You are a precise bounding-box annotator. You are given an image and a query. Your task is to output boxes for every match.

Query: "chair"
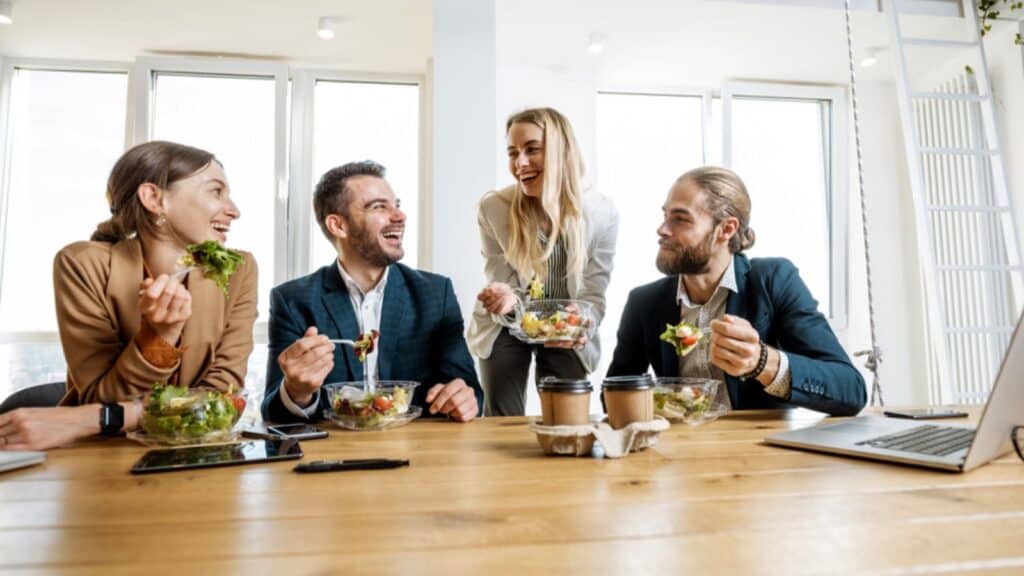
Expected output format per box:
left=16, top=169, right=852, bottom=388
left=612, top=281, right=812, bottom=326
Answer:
left=0, top=382, right=66, bottom=414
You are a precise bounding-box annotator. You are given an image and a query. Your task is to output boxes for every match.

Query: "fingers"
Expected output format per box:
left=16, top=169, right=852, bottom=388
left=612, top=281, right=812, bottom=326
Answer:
left=710, top=317, right=757, bottom=342
left=427, top=381, right=478, bottom=422
left=448, top=389, right=479, bottom=422
left=428, top=381, right=459, bottom=415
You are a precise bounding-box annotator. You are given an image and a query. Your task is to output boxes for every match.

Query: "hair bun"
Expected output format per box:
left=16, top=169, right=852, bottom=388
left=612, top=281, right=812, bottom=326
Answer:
left=741, top=227, right=756, bottom=251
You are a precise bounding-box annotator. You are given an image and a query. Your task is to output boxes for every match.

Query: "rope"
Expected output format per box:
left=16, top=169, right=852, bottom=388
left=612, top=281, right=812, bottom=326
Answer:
left=844, top=0, right=885, bottom=406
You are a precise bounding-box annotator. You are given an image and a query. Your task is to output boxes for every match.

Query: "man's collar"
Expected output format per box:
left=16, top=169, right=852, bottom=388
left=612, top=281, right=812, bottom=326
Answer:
left=336, top=259, right=389, bottom=298
left=676, top=256, right=738, bottom=308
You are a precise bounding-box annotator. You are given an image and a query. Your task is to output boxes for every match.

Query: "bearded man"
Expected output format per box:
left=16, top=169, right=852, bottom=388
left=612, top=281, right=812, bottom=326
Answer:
left=262, top=161, right=482, bottom=424
left=606, top=167, right=865, bottom=416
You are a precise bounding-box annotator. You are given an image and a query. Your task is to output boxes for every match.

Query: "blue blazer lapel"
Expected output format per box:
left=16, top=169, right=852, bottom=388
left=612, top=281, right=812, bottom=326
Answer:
left=724, top=253, right=751, bottom=406
left=320, top=264, right=362, bottom=380
left=378, top=266, right=408, bottom=380
left=654, top=276, right=682, bottom=377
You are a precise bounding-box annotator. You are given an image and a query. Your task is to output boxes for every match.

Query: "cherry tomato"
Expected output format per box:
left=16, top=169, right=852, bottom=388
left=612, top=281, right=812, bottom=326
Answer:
left=373, top=396, right=393, bottom=412
left=681, top=334, right=699, bottom=347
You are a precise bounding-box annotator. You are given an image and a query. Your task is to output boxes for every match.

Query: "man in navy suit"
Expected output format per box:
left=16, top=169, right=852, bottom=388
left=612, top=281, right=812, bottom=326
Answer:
left=262, top=161, right=482, bottom=423
left=607, top=167, right=866, bottom=416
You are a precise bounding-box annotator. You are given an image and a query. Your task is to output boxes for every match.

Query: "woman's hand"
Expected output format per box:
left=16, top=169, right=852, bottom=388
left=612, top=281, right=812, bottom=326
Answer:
left=139, top=274, right=192, bottom=345
left=477, top=282, right=518, bottom=315
left=0, top=406, right=101, bottom=451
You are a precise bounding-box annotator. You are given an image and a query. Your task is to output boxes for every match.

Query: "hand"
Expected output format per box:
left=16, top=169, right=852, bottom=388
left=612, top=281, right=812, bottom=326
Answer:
left=0, top=406, right=103, bottom=451
left=425, top=379, right=479, bottom=422
left=477, top=282, right=518, bottom=315
left=544, top=334, right=588, bottom=350
left=278, top=327, right=335, bottom=407
left=709, top=314, right=762, bottom=377
left=138, top=274, right=192, bottom=344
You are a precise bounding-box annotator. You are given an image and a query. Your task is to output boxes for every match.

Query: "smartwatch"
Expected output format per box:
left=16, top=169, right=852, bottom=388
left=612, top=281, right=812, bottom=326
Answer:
left=99, top=402, right=125, bottom=436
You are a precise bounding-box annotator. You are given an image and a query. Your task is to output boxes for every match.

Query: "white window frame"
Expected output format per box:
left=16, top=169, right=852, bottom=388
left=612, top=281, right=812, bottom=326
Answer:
left=721, top=81, right=850, bottom=333
left=132, top=57, right=290, bottom=299
left=597, top=85, right=715, bottom=164
left=0, top=58, right=132, bottom=344
left=287, top=70, right=428, bottom=277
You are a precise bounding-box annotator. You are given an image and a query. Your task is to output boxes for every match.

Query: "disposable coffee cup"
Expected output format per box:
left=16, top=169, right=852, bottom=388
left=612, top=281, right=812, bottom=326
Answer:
left=537, top=377, right=592, bottom=426
left=602, top=375, right=654, bottom=429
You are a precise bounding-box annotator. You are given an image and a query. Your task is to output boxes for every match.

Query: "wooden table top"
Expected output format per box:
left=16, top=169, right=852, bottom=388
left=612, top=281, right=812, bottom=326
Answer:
left=2, top=409, right=1023, bottom=575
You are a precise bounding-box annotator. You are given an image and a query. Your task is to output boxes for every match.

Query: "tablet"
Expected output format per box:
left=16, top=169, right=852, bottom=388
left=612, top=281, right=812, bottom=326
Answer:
left=130, top=439, right=303, bottom=474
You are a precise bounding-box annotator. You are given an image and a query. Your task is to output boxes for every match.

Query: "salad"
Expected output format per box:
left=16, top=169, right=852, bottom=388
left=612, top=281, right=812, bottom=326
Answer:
left=354, top=329, right=380, bottom=362
left=179, top=240, right=244, bottom=295
left=139, top=383, right=246, bottom=444
left=332, top=386, right=411, bottom=429
left=521, top=308, right=586, bottom=340
left=654, top=386, right=712, bottom=420
left=659, top=321, right=704, bottom=357
left=528, top=276, right=545, bottom=300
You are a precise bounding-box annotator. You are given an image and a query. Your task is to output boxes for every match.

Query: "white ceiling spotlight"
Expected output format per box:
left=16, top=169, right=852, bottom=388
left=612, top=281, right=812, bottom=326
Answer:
left=860, top=46, right=881, bottom=68
left=586, top=32, right=605, bottom=55
left=0, top=1, right=13, bottom=25
left=318, top=17, right=336, bottom=40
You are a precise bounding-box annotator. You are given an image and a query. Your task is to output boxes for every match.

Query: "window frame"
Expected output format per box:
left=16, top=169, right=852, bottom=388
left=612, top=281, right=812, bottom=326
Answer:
left=0, top=58, right=132, bottom=344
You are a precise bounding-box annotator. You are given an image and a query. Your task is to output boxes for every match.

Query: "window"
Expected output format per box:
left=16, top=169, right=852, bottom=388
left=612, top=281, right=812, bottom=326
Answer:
left=309, top=80, right=421, bottom=272
left=151, top=72, right=278, bottom=322
left=0, top=66, right=128, bottom=398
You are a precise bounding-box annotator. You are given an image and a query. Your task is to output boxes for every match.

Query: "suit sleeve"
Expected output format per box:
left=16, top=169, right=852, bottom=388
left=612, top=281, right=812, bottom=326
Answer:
left=771, top=262, right=867, bottom=416
left=262, top=286, right=319, bottom=423
left=606, top=288, right=651, bottom=378
left=576, top=203, right=620, bottom=328
left=54, top=248, right=178, bottom=404
left=197, top=254, right=257, bottom=394
left=432, top=278, right=484, bottom=412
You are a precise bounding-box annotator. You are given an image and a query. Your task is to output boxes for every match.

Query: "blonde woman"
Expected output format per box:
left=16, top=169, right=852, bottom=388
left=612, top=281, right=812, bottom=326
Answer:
left=468, top=107, right=619, bottom=416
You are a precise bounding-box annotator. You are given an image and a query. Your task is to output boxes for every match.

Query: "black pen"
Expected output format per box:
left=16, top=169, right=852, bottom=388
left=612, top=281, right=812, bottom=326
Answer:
left=293, top=459, right=409, bottom=473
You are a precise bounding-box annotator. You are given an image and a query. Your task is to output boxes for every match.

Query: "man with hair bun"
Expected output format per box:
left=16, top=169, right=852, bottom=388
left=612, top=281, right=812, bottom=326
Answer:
left=607, top=166, right=865, bottom=416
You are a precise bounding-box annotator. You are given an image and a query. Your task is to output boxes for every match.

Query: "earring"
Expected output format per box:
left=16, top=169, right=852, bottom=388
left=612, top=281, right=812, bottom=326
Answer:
left=156, top=214, right=166, bottom=226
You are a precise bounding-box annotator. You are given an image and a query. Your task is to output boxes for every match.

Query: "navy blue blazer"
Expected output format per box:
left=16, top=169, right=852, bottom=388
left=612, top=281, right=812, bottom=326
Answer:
left=607, top=254, right=866, bottom=416
left=262, top=262, right=483, bottom=423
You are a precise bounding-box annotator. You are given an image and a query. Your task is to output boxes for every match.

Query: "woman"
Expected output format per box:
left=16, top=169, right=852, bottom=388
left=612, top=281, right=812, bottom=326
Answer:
left=468, top=107, right=619, bottom=416
left=0, top=141, right=257, bottom=450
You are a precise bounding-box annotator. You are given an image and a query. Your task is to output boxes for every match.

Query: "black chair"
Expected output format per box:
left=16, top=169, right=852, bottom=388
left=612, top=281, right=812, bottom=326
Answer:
left=0, top=382, right=66, bottom=414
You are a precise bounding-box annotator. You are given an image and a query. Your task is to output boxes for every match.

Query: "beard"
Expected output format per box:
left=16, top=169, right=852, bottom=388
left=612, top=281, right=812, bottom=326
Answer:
left=348, top=219, right=403, bottom=268
left=656, top=227, right=716, bottom=275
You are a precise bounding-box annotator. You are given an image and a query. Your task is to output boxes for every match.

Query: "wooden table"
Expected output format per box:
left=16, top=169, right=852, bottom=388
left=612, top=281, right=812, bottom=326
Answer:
left=2, top=409, right=1024, bottom=575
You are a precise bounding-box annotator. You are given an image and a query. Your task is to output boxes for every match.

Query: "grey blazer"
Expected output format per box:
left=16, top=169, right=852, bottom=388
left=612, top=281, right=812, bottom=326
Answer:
left=467, top=185, right=619, bottom=372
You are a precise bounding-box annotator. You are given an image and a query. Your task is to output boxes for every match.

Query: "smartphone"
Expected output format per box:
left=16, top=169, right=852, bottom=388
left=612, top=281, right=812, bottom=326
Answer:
left=883, top=408, right=969, bottom=420
left=266, top=423, right=329, bottom=440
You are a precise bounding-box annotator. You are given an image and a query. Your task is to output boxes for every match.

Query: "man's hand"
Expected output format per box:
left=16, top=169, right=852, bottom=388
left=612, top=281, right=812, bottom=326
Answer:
left=477, top=282, right=518, bottom=315
left=709, top=314, right=762, bottom=377
left=278, top=326, right=335, bottom=407
left=138, top=274, right=192, bottom=344
left=425, top=378, right=479, bottom=422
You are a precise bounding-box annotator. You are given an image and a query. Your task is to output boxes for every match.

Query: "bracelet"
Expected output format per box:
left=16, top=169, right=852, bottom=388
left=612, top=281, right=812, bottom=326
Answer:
left=740, top=341, right=769, bottom=381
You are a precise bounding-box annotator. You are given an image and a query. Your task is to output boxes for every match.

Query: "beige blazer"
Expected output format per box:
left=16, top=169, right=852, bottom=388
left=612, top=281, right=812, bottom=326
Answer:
left=467, top=185, right=619, bottom=373
left=53, top=237, right=258, bottom=405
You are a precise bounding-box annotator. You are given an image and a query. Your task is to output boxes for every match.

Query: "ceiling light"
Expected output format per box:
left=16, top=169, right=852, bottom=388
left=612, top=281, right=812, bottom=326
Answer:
left=318, top=17, right=335, bottom=40
left=0, top=2, right=13, bottom=25
left=586, top=33, right=605, bottom=55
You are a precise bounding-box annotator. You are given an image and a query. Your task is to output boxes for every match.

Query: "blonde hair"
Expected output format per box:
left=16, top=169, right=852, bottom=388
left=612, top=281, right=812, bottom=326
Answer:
left=504, top=107, right=586, bottom=286
left=678, top=166, right=756, bottom=253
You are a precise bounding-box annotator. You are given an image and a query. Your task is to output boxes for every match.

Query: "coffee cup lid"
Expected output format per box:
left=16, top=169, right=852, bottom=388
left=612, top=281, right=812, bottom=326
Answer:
left=537, top=377, right=593, bottom=393
left=602, top=374, right=654, bottom=391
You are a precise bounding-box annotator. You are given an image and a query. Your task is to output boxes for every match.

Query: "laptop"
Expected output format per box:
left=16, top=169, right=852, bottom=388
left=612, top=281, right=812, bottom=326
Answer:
left=765, top=311, right=1024, bottom=472
left=0, top=451, right=45, bottom=473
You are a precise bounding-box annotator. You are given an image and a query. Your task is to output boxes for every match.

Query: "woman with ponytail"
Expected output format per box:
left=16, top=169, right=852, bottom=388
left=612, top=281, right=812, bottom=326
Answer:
left=468, top=108, right=620, bottom=416
left=55, top=141, right=257, bottom=405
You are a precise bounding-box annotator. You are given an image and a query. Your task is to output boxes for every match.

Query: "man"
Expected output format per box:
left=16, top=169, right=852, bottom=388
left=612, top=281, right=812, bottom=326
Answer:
left=262, top=161, right=482, bottom=423
left=607, top=166, right=866, bottom=416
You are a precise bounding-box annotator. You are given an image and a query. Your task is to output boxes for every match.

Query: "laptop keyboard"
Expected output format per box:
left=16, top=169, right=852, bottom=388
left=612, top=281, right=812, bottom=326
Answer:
left=856, top=424, right=975, bottom=457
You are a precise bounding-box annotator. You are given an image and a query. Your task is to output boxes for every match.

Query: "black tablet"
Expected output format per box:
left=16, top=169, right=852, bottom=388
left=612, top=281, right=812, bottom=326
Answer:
left=130, top=439, right=303, bottom=474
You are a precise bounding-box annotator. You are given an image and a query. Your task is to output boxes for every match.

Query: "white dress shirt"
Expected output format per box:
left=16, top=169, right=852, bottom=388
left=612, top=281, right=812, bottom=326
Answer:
left=676, top=258, right=791, bottom=409
left=280, top=261, right=389, bottom=418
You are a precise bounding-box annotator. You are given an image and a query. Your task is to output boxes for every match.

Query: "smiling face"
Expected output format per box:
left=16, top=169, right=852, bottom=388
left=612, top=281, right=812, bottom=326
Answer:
left=655, top=178, right=731, bottom=275
left=162, top=161, right=240, bottom=247
left=506, top=121, right=545, bottom=197
left=336, top=175, right=406, bottom=267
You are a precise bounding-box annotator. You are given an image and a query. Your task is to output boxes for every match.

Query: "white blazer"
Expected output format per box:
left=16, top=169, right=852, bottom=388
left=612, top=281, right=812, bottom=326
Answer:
left=467, top=185, right=620, bottom=373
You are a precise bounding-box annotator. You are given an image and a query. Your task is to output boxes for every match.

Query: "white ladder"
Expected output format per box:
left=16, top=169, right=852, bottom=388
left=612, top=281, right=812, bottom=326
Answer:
left=884, top=0, right=1024, bottom=404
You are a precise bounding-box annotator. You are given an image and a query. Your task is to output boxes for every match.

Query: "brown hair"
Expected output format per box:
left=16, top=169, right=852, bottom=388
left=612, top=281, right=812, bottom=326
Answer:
left=91, top=141, right=217, bottom=243
left=678, top=166, right=756, bottom=253
left=503, top=107, right=585, bottom=284
left=313, top=160, right=387, bottom=241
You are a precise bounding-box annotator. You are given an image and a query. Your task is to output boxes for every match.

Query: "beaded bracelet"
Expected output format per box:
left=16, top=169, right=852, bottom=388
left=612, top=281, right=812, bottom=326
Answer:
left=740, top=341, right=769, bottom=381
